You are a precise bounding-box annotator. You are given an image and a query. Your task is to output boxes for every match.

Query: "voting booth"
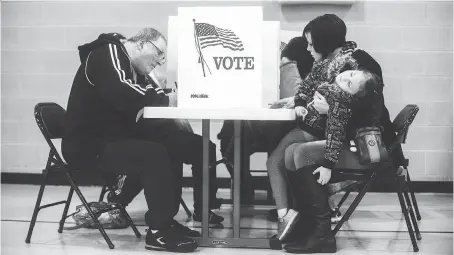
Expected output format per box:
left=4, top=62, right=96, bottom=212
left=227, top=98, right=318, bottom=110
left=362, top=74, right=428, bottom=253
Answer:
left=167, top=6, right=286, bottom=109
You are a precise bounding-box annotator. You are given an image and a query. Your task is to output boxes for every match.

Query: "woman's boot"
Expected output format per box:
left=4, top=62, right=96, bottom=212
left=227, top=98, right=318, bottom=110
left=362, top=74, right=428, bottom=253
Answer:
left=284, top=166, right=337, bottom=254
left=281, top=170, right=313, bottom=244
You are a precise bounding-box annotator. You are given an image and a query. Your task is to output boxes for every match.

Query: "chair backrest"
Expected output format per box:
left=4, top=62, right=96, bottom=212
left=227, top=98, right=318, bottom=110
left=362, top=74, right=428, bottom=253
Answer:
left=34, top=102, right=66, bottom=163
left=388, top=104, right=419, bottom=153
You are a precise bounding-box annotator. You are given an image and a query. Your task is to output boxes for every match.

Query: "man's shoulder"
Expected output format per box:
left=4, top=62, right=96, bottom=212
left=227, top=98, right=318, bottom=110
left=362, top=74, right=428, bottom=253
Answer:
left=90, top=42, right=128, bottom=59
left=89, top=43, right=131, bottom=68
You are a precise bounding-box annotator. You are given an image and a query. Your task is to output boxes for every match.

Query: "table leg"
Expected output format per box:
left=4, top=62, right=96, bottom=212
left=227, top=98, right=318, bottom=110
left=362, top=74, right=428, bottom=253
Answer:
left=202, top=119, right=210, bottom=237
left=233, top=120, right=241, bottom=238
left=193, top=119, right=270, bottom=249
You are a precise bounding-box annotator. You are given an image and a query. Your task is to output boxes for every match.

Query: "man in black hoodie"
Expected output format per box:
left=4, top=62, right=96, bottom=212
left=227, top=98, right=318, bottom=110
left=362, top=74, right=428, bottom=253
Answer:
left=62, top=28, right=206, bottom=252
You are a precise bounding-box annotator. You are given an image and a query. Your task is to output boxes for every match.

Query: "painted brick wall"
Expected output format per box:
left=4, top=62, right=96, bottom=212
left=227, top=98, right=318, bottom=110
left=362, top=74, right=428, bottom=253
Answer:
left=2, top=1, right=452, bottom=181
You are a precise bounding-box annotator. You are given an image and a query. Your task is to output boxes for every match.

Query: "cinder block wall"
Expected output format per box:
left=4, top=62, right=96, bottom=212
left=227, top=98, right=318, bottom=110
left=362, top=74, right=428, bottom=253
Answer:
left=2, top=1, right=452, bottom=181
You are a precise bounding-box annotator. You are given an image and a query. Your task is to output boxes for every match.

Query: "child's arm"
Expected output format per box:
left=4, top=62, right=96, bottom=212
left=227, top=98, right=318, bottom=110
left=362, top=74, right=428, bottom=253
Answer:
left=317, top=90, right=352, bottom=168
left=294, top=61, right=328, bottom=107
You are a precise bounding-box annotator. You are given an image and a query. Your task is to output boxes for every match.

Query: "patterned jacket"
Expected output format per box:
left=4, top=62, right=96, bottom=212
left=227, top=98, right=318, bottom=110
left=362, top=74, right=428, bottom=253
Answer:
left=304, top=52, right=384, bottom=168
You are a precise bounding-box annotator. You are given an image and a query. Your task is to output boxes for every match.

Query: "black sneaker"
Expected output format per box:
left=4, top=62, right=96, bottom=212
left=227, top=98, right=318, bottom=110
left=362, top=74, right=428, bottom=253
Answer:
left=171, top=220, right=201, bottom=237
left=192, top=210, right=224, bottom=224
left=145, top=227, right=197, bottom=253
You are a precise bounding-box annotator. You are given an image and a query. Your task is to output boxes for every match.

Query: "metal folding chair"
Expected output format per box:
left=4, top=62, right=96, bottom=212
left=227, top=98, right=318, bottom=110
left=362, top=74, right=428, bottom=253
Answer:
left=332, top=104, right=421, bottom=252
left=25, top=102, right=141, bottom=249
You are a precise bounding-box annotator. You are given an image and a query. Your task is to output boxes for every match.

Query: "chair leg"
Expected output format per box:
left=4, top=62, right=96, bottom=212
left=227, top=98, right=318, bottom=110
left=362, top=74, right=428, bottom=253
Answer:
left=266, top=185, right=274, bottom=203
left=180, top=198, right=192, bottom=217
left=333, top=174, right=375, bottom=235
left=335, top=190, right=351, bottom=212
left=396, top=175, right=419, bottom=252
left=105, top=183, right=141, bottom=238
left=405, top=170, right=421, bottom=221
left=58, top=187, right=74, bottom=233
left=25, top=169, right=49, bottom=244
left=99, top=184, right=108, bottom=202
left=403, top=189, right=422, bottom=241
left=66, top=173, right=115, bottom=249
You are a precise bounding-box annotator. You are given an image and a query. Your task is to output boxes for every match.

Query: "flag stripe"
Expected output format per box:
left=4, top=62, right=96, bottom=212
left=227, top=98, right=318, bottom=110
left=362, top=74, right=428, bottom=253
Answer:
left=201, top=42, right=244, bottom=51
left=200, top=37, right=243, bottom=47
left=200, top=37, right=242, bottom=46
left=280, top=41, right=287, bottom=52
left=200, top=40, right=243, bottom=49
left=195, top=22, right=244, bottom=51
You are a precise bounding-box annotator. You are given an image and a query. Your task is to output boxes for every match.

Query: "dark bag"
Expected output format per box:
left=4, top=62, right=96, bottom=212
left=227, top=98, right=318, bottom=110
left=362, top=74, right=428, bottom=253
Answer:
left=354, top=127, right=389, bottom=165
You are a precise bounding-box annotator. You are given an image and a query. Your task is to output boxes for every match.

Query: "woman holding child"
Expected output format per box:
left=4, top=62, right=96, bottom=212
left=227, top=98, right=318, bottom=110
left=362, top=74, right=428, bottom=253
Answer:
left=268, top=14, right=405, bottom=253
left=268, top=14, right=358, bottom=236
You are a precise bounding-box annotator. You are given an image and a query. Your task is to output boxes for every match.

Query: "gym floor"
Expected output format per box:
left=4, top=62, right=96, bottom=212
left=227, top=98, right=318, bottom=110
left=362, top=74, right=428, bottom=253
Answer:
left=1, top=184, right=452, bottom=255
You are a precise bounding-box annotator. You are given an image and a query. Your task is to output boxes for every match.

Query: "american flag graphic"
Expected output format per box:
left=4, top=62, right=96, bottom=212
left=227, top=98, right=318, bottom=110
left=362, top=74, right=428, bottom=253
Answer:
left=195, top=23, right=244, bottom=51
left=280, top=41, right=287, bottom=52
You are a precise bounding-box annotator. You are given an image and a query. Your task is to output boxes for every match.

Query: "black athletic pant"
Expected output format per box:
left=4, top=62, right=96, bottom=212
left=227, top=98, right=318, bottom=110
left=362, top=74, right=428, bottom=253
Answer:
left=99, top=139, right=177, bottom=230
left=119, top=119, right=219, bottom=212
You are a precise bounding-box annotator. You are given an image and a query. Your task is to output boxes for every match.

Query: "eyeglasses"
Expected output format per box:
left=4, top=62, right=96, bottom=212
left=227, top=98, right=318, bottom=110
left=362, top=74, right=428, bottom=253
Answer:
left=149, top=41, right=164, bottom=56
left=149, top=41, right=166, bottom=65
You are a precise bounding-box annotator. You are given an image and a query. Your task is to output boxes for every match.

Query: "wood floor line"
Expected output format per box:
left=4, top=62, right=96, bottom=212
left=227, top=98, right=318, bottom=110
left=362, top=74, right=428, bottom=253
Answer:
left=4, top=219, right=452, bottom=234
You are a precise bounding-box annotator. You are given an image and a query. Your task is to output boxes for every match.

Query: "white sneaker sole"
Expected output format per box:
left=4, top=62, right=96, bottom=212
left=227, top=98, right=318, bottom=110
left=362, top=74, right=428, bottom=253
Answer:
left=145, top=243, right=166, bottom=251
left=145, top=242, right=197, bottom=252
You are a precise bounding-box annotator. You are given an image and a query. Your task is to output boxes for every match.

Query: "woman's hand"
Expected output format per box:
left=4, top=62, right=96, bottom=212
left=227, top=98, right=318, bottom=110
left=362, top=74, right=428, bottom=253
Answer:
left=313, top=166, right=332, bottom=185
left=283, top=97, right=295, bottom=109
left=269, top=98, right=288, bottom=109
left=295, top=106, right=308, bottom=119
left=269, top=97, right=294, bottom=109
left=313, top=91, right=329, bottom=114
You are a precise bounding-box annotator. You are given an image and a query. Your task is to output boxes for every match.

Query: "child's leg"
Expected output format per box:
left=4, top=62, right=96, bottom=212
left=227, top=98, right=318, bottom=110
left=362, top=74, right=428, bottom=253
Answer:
left=293, top=140, right=326, bottom=170
left=284, top=143, right=301, bottom=171
left=266, top=128, right=317, bottom=212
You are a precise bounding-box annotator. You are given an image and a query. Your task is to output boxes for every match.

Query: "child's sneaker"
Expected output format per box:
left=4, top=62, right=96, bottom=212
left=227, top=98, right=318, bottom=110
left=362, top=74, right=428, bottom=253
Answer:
left=145, top=226, right=197, bottom=253
left=277, top=209, right=299, bottom=241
